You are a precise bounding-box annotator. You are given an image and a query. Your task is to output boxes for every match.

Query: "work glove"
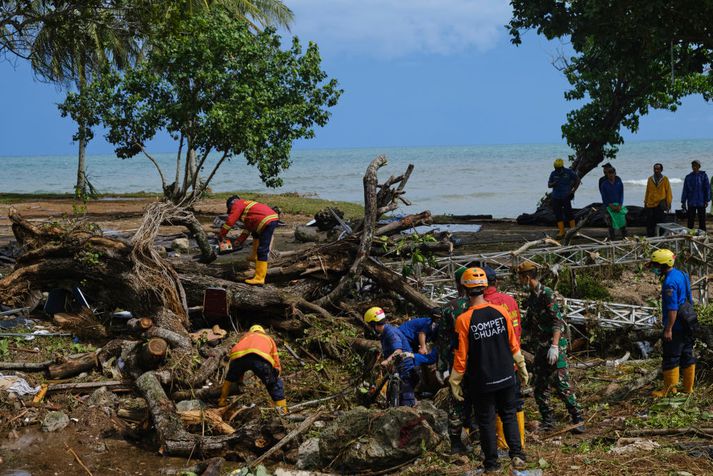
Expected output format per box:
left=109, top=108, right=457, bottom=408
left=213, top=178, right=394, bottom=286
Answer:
left=513, top=351, right=529, bottom=386
left=449, top=370, right=465, bottom=401
left=547, top=344, right=559, bottom=366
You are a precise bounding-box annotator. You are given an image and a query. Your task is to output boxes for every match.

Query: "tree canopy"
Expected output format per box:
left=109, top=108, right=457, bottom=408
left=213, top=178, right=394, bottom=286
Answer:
left=509, top=1, right=713, bottom=178
left=60, top=7, right=341, bottom=204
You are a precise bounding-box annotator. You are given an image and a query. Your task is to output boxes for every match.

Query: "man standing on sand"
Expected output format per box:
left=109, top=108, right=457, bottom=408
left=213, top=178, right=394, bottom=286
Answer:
left=517, top=261, right=585, bottom=434
left=681, top=160, right=710, bottom=231
left=599, top=166, right=627, bottom=240
left=644, top=163, right=672, bottom=237
left=548, top=158, right=580, bottom=239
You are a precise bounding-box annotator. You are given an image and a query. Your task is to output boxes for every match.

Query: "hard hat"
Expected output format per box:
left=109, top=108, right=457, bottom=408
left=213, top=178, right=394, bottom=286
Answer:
left=454, top=266, right=468, bottom=283
left=226, top=195, right=240, bottom=213
left=249, top=324, right=265, bottom=333
left=482, top=264, right=497, bottom=283
left=517, top=261, right=538, bottom=273
left=650, top=249, right=675, bottom=267
left=553, top=158, right=564, bottom=168
left=461, top=267, right=488, bottom=288
left=364, top=307, right=386, bottom=325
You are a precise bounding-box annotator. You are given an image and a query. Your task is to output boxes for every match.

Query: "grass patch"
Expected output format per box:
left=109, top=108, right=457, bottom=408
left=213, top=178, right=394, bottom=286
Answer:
left=558, top=269, right=613, bottom=300
left=0, top=191, right=365, bottom=219
left=209, top=191, right=364, bottom=219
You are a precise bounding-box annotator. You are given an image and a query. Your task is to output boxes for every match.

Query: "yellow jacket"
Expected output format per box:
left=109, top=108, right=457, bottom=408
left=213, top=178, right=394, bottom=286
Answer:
left=644, top=175, right=672, bottom=209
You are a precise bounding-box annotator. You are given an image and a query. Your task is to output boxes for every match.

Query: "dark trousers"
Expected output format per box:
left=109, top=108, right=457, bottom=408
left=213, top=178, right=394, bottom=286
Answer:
left=471, top=383, right=524, bottom=470
left=226, top=353, right=284, bottom=401
left=662, top=331, right=696, bottom=370
left=645, top=206, right=665, bottom=237
left=252, top=221, right=278, bottom=261
left=687, top=206, right=707, bottom=231
left=398, top=358, right=419, bottom=407
left=551, top=197, right=574, bottom=222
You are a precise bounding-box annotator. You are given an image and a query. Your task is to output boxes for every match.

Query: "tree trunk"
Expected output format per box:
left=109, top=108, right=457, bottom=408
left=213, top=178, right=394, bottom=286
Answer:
left=47, top=352, right=98, bottom=379
left=165, top=212, right=216, bottom=262
left=76, top=134, right=88, bottom=197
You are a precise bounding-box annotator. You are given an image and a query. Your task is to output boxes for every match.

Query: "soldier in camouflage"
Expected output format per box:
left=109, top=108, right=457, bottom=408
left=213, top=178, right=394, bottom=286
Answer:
left=517, top=261, right=585, bottom=434
left=435, top=266, right=472, bottom=453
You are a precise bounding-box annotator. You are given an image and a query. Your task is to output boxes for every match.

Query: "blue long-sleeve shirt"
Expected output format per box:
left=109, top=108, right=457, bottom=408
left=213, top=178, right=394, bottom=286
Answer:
left=380, top=324, right=415, bottom=373
left=599, top=177, right=624, bottom=206
left=548, top=168, right=579, bottom=199
left=681, top=171, right=710, bottom=207
left=398, top=318, right=434, bottom=349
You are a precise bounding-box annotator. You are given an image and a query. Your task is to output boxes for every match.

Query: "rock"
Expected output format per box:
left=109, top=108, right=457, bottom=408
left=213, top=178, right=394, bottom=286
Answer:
left=294, top=225, right=328, bottom=243
left=176, top=399, right=205, bottom=412
left=296, top=437, right=321, bottom=470
left=171, top=237, right=190, bottom=253
left=87, top=386, right=118, bottom=408
left=318, top=405, right=447, bottom=472
left=42, top=411, right=69, bottom=432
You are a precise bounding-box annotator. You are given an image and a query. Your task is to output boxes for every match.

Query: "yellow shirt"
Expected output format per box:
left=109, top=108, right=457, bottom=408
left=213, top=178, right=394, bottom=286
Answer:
left=644, top=175, right=672, bottom=209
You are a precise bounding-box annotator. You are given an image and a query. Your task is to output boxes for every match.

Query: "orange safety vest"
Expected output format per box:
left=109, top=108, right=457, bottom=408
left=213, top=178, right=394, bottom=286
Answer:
left=229, top=331, right=281, bottom=373
left=222, top=199, right=279, bottom=235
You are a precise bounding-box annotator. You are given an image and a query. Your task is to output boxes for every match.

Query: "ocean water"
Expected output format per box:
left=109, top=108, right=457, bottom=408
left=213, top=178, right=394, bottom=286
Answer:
left=1, top=139, right=711, bottom=218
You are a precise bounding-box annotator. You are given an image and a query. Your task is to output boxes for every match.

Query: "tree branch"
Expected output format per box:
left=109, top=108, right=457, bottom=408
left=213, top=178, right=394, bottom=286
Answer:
left=139, top=144, right=167, bottom=189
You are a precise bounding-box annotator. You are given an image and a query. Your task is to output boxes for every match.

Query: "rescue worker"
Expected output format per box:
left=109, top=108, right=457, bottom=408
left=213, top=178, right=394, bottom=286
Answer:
left=220, top=195, right=279, bottom=285
left=643, top=163, right=672, bottom=237
left=481, top=265, right=526, bottom=451
left=681, top=160, right=710, bottom=231
left=548, top=158, right=580, bottom=238
left=648, top=249, right=697, bottom=397
left=399, top=316, right=437, bottom=366
left=364, top=307, right=419, bottom=407
left=450, top=268, right=529, bottom=473
left=219, top=325, right=286, bottom=413
left=435, top=266, right=471, bottom=453
left=517, top=261, right=585, bottom=433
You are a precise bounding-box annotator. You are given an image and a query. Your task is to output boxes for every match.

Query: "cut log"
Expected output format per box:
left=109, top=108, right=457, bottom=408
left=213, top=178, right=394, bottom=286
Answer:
left=47, top=352, right=98, bottom=379
left=144, top=326, right=192, bottom=350
left=178, top=409, right=235, bottom=435
left=139, top=338, right=168, bottom=370
left=127, top=318, right=154, bottom=332
left=374, top=211, right=432, bottom=236
left=188, top=337, right=234, bottom=388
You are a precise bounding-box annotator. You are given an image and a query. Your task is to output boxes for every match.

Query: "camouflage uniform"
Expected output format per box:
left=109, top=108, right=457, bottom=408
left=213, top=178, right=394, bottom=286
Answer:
left=437, top=296, right=471, bottom=439
left=522, top=282, right=582, bottom=425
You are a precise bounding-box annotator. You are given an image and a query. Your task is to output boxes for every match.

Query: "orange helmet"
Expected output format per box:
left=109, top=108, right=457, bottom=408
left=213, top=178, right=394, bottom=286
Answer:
left=460, top=267, right=488, bottom=288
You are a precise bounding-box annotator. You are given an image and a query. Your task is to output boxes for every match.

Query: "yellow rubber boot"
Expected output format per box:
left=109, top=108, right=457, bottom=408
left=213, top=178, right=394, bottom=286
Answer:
left=274, top=399, right=288, bottom=415
left=556, top=221, right=566, bottom=238
left=248, top=239, right=259, bottom=261
left=245, top=260, right=268, bottom=285
left=651, top=367, right=679, bottom=398
left=517, top=410, right=526, bottom=449
left=495, top=415, right=508, bottom=449
left=218, top=381, right=232, bottom=407
left=569, top=219, right=576, bottom=230
left=682, top=364, right=696, bottom=393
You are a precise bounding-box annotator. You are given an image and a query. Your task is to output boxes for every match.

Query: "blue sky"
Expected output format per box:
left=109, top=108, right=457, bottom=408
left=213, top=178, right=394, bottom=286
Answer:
left=1, top=0, right=712, bottom=157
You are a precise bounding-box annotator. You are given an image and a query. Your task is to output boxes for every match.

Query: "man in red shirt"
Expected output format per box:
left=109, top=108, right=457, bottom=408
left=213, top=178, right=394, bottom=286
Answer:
left=482, top=265, right=526, bottom=450
left=450, top=267, right=528, bottom=473
left=220, top=195, right=279, bottom=285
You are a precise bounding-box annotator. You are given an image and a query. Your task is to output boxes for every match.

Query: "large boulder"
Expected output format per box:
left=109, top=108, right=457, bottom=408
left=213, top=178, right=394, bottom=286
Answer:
left=312, top=403, right=447, bottom=472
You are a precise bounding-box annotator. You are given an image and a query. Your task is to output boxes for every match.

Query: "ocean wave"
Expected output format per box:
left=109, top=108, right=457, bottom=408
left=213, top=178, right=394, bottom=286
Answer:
left=623, top=178, right=683, bottom=186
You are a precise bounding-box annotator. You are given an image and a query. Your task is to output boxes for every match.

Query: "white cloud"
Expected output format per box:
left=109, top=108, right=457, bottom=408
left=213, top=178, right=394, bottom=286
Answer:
left=286, top=0, right=512, bottom=58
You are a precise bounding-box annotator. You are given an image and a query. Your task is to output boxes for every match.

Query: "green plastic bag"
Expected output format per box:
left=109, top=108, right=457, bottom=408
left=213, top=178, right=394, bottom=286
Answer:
left=607, top=204, right=628, bottom=229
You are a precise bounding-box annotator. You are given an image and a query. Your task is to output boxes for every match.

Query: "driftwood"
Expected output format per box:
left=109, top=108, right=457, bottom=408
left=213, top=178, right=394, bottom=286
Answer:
left=47, top=352, right=98, bottom=379
left=362, top=259, right=437, bottom=311
left=0, top=361, right=53, bottom=371
left=248, top=410, right=323, bottom=468
left=47, top=380, right=131, bottom=393
left=315, top=156, right=386, bottom=307
left=374, top=210, right=432, bottom=236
